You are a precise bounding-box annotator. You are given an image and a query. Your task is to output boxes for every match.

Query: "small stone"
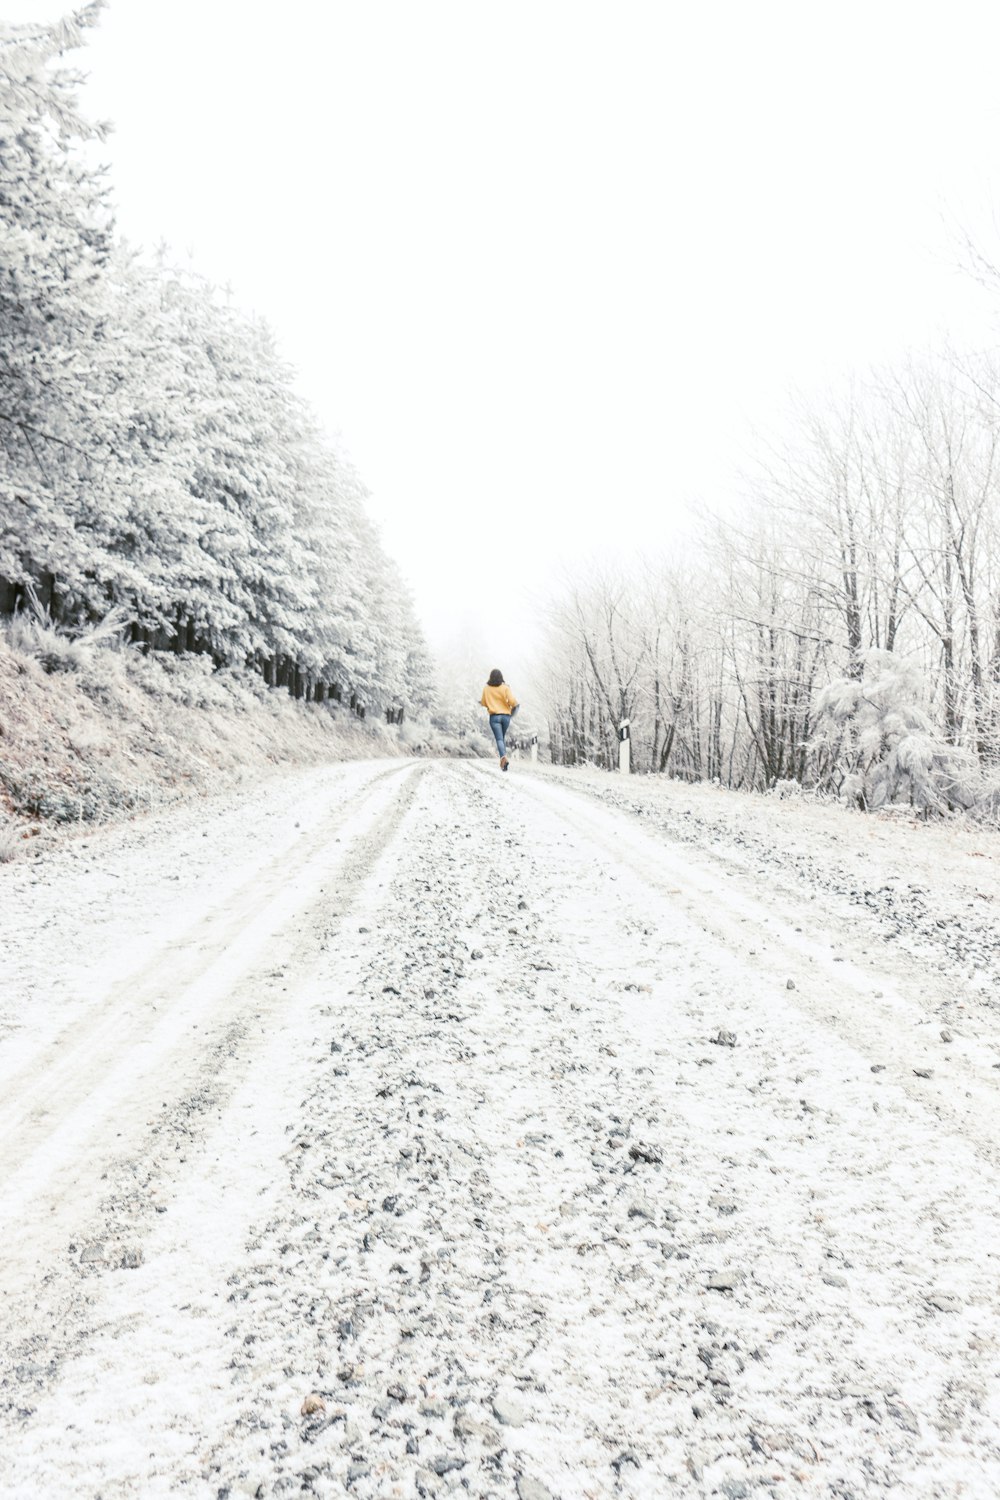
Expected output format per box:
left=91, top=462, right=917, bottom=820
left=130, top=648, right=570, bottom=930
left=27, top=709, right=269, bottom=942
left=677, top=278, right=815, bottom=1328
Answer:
left=871, top=1064, right=885, bottom=1073
left=470, top=948, right=484, bottom=960
left=926, top=1293, right=962, bottom=1313
left=885, top=1397, right=919, bottom=1434
left=492, top=1394, right=527, bottom=1427
left=940, top=1029, right=954, bottom=1043
left=628, top=1202, right=655, bottom=1221
left=347, top=1462, right=370, bottom=1482
left=786, top=979, right=795, bottom=991
left=705, top=1271, right=738, bottom=1292
left=300, top=1394, right=326, bottom=1416
left=430, top=1456, right=465, bottom=1475
left=387, top=1382, right=407, bottom=1402
left=79, top=1242, right=105, bottom=1265
left=517, top=1479, right=553, bottom=1500
left=822, top=1273, right=849, bottom=1288
left=119, top=1247, right=143, bottom=1270
left=454, top=1412, right=501, bottom=1447
left=710, top=1030, right=737, bottom=1048
left=628, top=1142, right=663, bottom=1165
left=913, top=1068, right=933, bottom=1079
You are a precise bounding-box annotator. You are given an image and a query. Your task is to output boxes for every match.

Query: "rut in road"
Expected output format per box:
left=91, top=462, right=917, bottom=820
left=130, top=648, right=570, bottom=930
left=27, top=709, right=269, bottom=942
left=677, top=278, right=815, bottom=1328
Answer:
left=0, top=763, right=425, bottom=1438
left=1, top=759, right=999, bottom=1500
left=0, top=762, right=409, bottom=1171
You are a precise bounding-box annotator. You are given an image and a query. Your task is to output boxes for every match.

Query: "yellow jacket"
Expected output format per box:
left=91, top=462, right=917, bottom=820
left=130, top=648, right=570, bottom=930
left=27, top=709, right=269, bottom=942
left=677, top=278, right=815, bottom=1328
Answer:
left=480, top=682, right=518, bottom=715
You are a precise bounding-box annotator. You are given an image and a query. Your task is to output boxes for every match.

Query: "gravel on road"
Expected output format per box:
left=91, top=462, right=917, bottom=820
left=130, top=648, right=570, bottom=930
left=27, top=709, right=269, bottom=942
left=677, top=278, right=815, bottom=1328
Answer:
left=1, top=759, right=999, bottom=1499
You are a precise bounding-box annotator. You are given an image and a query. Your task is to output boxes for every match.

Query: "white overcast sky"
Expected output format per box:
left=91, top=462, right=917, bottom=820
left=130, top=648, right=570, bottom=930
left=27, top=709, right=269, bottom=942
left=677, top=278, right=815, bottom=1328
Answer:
left=13, top=0, right=1000, bottom=670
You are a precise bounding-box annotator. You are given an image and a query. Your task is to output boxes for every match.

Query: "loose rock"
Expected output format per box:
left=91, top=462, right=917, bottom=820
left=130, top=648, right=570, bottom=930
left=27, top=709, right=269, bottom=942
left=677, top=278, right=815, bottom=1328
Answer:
left=517, top=1478, right=554, bottom=1500
left=430, top=1455, right=465, bottom=1475
left=492, top=1394, right=528, bottom=1427
left=628, top=1142, right=663, bottom=1165
left=925, top=1293, right=962, bottom=1314
left=705, top=1271, right=739, bottom=1292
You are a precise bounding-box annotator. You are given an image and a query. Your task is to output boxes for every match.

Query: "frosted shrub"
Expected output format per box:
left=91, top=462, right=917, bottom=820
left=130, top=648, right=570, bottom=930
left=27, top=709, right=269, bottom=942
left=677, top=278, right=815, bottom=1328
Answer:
left=814, top=651, right=978, bottom=815
left=215, top=668, right=266, bottom=714
left=1, top=759, right=140, bottom=825
left=67, top=722, right=107, bottom=755
left=769, top=778, right=804, bottom=800
left=972, top=768, right=1000, bottom=826
left=3, top=605, right=127, bottom=676
left=4, top=765, right=79, bottom=823
left=397, top=720, right=430, bottom=751
left=0, top=821, right=21, bottom=863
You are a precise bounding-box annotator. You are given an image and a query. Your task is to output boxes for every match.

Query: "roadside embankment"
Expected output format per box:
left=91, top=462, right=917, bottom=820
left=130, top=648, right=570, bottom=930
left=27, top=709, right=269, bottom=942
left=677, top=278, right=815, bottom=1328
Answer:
left=0, top=629, right=409, bottom=858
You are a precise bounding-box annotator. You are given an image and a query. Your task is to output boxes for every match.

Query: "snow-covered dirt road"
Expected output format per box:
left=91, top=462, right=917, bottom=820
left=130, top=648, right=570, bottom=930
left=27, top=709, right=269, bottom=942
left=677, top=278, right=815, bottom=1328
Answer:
left=2, top=759, right=1000, bottom=1499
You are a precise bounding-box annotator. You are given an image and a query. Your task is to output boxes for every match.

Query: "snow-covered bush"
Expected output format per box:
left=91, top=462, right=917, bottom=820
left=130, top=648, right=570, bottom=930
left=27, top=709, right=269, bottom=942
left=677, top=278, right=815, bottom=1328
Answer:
left=0, top=820, right=21, bottom=863
left=4, top=602, right=127, bottom=676
left=813, top=651, right=978, bottom=815
left=972, top=768, right=1000, bottom=826
left=3, top=760, right=141, bottom=823
left=768, top=778, right=805, bottom=800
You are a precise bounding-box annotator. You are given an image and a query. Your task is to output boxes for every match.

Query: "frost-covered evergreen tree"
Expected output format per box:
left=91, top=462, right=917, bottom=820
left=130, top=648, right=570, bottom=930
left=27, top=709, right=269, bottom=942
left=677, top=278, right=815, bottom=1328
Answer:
left=0, top=4, right=114, bottom=617
left=813, top=650, right=977, bottom=814
left=0, top=7, right=433, bottom=719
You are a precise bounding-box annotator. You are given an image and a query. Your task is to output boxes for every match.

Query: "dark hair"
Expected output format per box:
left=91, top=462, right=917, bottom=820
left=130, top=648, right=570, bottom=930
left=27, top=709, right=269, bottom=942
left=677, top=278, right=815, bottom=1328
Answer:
left=487, top=668, right=504, bottom=687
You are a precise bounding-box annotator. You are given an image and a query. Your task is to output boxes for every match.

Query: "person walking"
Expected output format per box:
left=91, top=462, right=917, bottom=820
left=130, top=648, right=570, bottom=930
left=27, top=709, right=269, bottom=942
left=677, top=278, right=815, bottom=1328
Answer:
left=480, top=668, right=519, bottom=771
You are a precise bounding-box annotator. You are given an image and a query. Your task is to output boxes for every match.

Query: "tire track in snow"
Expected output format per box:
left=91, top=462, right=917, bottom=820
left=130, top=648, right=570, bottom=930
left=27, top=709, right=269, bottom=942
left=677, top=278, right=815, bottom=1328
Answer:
left=0, top=760, right=404, bottom=1117
left=499, top=766, right=1000, bottom=1496
left=515, top=770, right=1000, bottom=1170
left=0, top=761, right=423, bottom=1328
left=530, top=767, right=1000, bottom=996
left=0, top=758, right=432, bottom=1499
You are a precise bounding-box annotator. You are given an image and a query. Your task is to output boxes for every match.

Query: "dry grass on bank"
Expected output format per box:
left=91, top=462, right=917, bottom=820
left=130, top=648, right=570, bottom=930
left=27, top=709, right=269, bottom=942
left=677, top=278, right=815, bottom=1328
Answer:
left=0, top=621, right=408, bottom=860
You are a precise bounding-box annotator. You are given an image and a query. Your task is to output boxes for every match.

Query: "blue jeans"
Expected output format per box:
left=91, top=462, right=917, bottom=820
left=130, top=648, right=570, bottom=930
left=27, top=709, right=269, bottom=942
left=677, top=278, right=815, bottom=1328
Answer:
left=489, top=713, right=511, bottom=758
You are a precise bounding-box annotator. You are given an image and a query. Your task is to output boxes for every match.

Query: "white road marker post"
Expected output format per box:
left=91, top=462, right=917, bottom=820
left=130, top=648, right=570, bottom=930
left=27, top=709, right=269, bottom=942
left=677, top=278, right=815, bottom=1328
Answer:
left=618, top=718, right=630, bottom=775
